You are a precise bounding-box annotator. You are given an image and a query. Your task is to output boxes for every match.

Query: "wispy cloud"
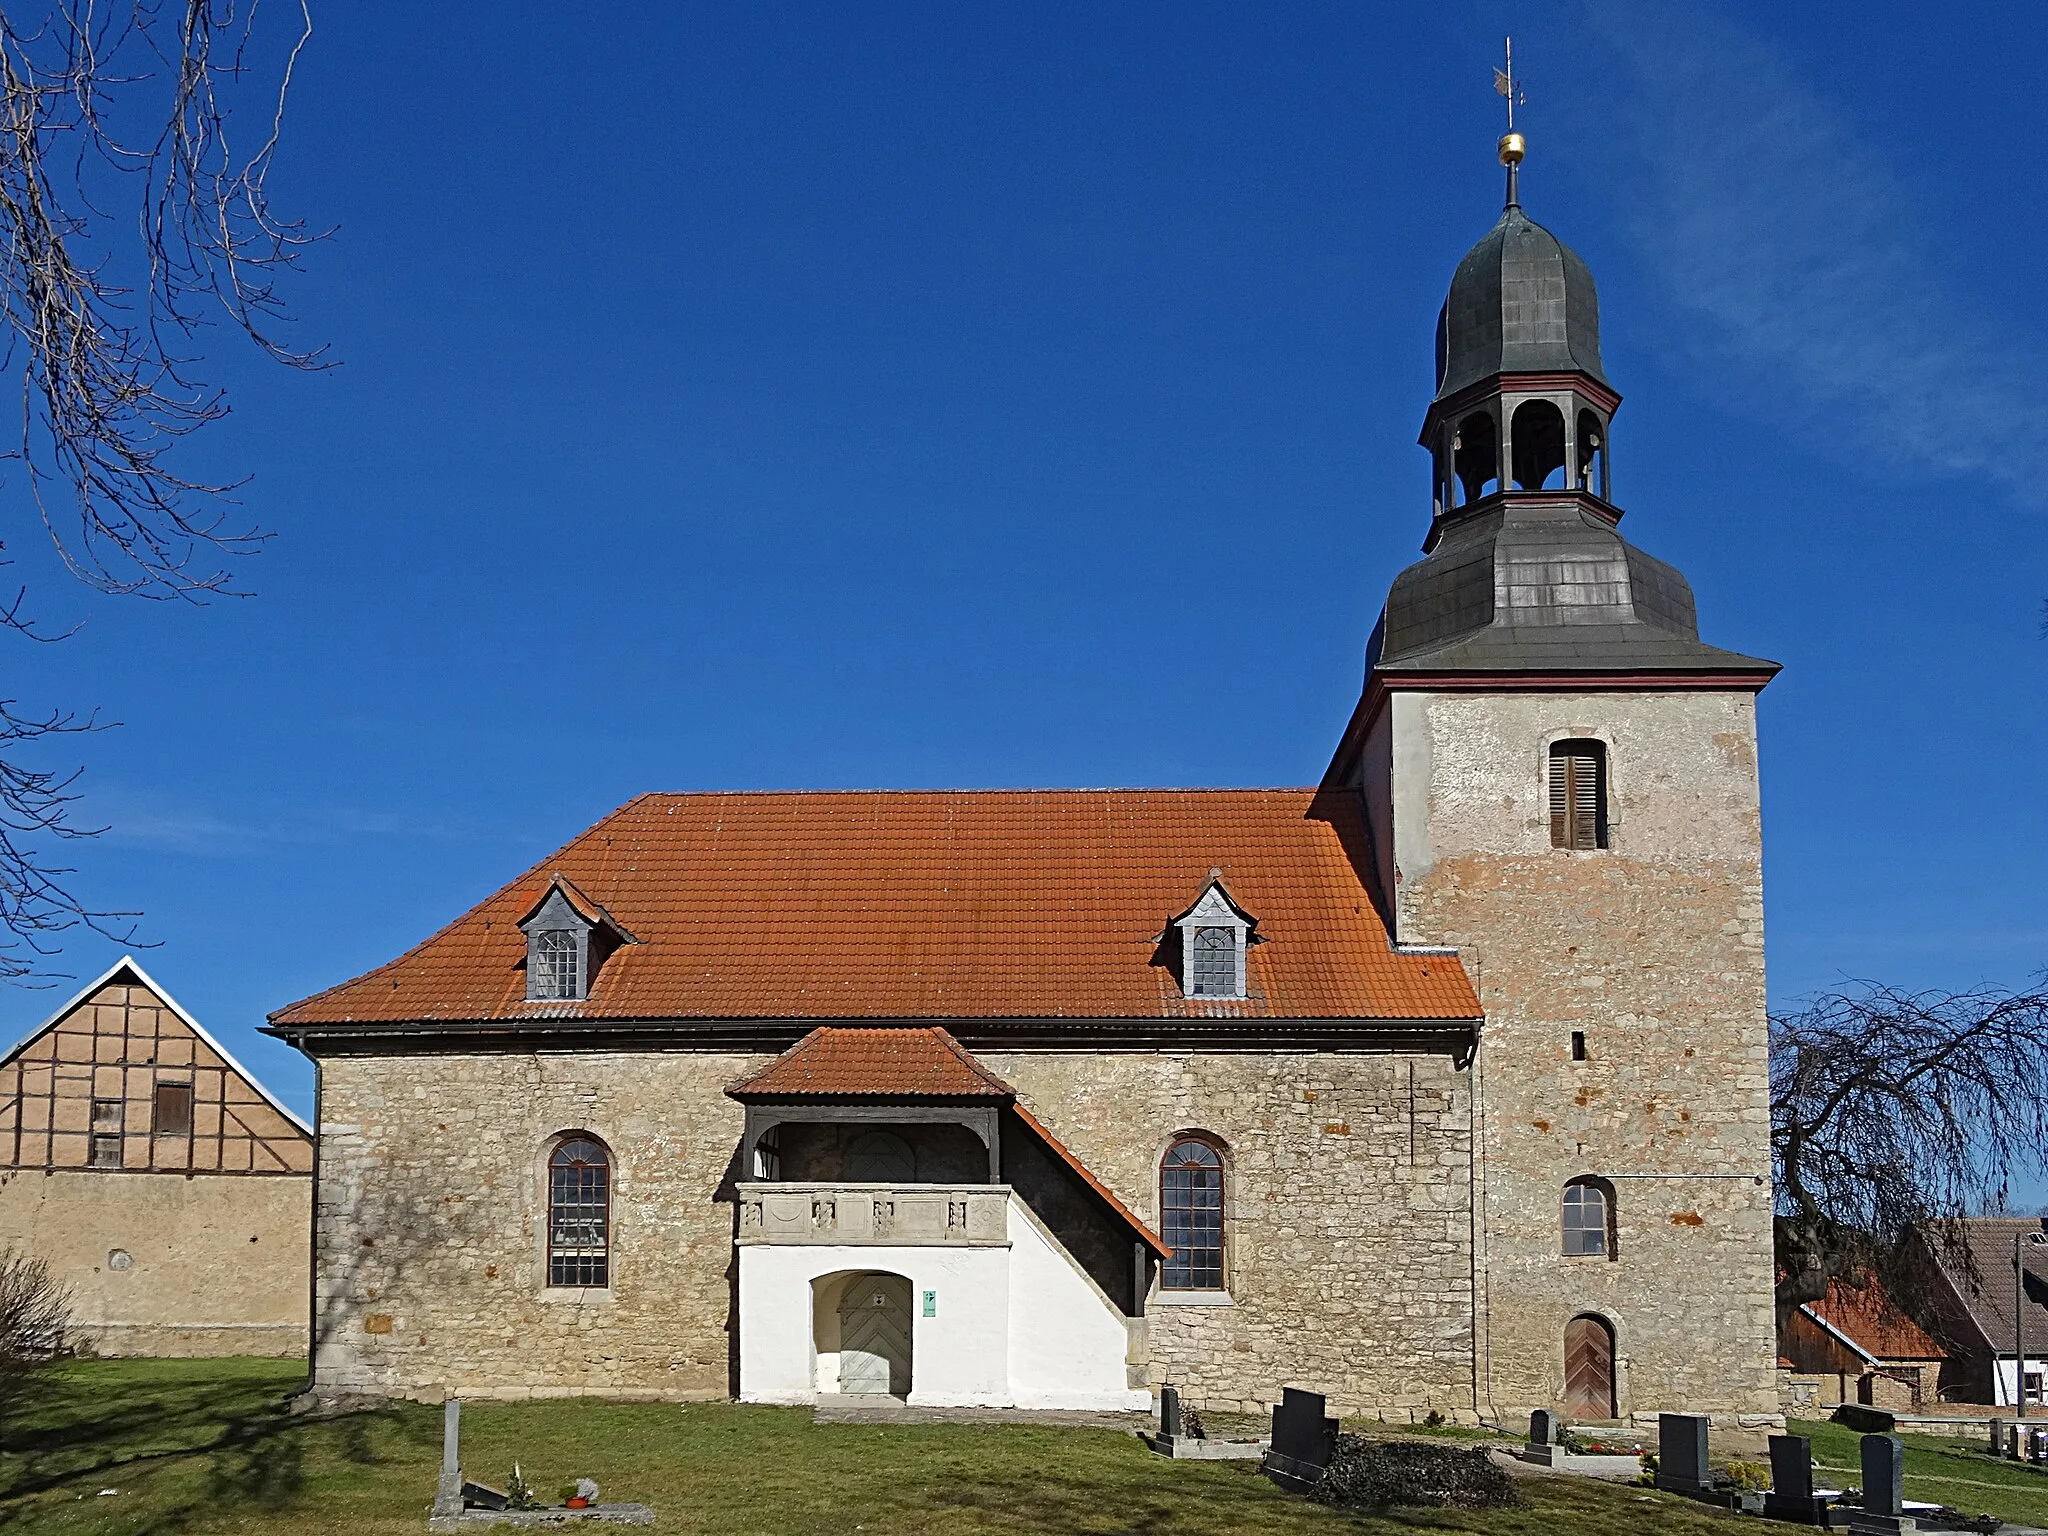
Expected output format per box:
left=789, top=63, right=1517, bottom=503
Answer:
left=90, top=789, right=490, bottom=856
left=1579, top=1, right=2048, bottom=500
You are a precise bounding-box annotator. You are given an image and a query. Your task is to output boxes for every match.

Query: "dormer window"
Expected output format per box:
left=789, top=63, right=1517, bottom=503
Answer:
left=519, top=875, right=635, bottom=1004
left=532, top=929, right=582, bottom=1000
left=1168, top=878, right=1257, bottom=1001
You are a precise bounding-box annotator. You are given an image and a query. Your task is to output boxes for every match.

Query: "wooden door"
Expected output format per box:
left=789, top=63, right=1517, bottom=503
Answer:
left=1562, top=1315, right=1615, bottom=1419
left=838, top=1274, right=913, bottom=1395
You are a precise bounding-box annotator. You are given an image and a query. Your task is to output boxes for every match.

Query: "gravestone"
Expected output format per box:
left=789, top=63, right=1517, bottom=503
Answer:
left=433, top=1399, right=463, bottom=1519
left=1527, top=1408, right=1559, bottom=1446
left=1762, top=1434, right=1822, bottom=1525
left=1264, top=1387, right=1340, bottom=1492
left=1655, top=1413, right=1712, bottom=1495
left=1159, top=1386, right=1181, bottom=1440
left=2031, top=1428, right=2048, bottom=1464
left=1859, top=1434, right=1904, bottom=1519
left=1990, top=1418, right=2007, bottom=1458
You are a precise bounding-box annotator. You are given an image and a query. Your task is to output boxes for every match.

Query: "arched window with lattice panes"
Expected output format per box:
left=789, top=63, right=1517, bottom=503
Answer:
left=1160, top=1138, right=1225, bottom=1291
left=1563, top=1176, right=1616, bottom=1259
left=547, top=1135, right=612, bottom=1287
left=1549, top=739, right=1608, bottom=850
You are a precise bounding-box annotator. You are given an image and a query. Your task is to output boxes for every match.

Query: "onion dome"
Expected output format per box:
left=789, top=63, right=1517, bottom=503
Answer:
left=1434, top=206, right=1607, bottom=402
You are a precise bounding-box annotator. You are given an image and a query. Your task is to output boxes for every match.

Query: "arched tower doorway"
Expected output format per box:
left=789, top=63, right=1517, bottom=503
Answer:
left=1563, top=1314, right=1616, bottom=1419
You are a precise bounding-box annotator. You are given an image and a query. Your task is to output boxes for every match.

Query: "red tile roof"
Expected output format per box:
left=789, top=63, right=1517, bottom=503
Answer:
left=270, top=789, right=1479, bottom=1028
left=1808, top=1276, right=1945, bottom=1362
left=729, top=1027, right=1013, bottom=1098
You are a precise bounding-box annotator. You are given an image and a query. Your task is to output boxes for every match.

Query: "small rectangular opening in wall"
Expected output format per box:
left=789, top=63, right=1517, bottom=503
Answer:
left=153, top=1080, right=193, bottom=1138
left=1571, top=1031, right=1588, bottom=1062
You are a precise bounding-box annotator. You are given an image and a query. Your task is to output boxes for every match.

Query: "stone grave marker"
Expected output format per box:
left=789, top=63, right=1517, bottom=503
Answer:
left=1762, top=1433, right=1821, bottom=1524
left=1159, top=1385, right=1181, bottom=1441
left=1527, top=1408, right=1559, bottom=1446
left=2031, top=1428, right=2048, bottom=1464
left=434, top=1399, right=463, bottom=1519
left=1655, top=1413, right=1712, bottom=1495
left=1264, top=1387, right=1339, bottom=1493
left=1989, top=1418, right=2007, bottom=1458
left=1859, top=1434, right=1903, bottom=1519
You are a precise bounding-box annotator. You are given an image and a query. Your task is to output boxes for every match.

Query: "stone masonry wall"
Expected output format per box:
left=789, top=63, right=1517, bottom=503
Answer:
left=985, top=1049, right=1475, bottom=1419
left=1379, top=688, right=1778, bottom=1423
left=317, top=1044, right=1477, bottom=1415
left=0, top=1167, right=309, bottom=1356
left=315, top=1050, right=769, bottom=1400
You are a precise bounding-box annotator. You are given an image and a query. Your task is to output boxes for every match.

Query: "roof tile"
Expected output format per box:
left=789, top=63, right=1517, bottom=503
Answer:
left=270, top=789, right=1480, bottom=1027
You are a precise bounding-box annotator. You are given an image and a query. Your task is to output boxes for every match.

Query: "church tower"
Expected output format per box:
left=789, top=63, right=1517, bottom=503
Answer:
left=1326, top=128, right=1782, bottom=1424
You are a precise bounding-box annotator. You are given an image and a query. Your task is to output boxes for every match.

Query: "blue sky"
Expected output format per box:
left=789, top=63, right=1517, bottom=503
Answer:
left=1, top=1, right=2042, bottom=1129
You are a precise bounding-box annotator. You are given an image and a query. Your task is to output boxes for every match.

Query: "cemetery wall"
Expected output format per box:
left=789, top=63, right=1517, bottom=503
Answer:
left=0, top=1166, right=309, bottom=1356
left=984, top=1048, right=1476, bottom=1420
left=1378, top=688, right=1779, bottom=1422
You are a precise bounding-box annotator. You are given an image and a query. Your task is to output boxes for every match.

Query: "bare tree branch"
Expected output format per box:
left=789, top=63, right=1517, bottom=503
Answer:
left=0, top=1, right=323, bottom=979
left=1771, top=980, right=2048, bottom=1326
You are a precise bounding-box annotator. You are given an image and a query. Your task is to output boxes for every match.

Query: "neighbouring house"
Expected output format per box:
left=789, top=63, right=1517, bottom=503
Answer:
left=1779, top=1276, right=1945, bottom=1409
left=1917, top=1217, right=2048, bottom=1407
left=0, top=958, right=313, bottom=1357
left=265, top=144, right=1784, bottom=1426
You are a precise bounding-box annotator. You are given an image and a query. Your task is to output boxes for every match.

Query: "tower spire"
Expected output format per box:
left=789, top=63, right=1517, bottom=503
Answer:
left=1494, top=38, right=1526, bottom=208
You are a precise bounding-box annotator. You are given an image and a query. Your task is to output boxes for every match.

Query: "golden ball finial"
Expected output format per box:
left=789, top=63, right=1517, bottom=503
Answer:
left=1498, top=132, right=1526, bottom=167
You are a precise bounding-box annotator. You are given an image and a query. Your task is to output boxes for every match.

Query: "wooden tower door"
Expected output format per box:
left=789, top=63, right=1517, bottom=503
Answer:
left=1562, top=1315, right=1615, bottom=1419
left=838, top=1274, right=913, bottom=1396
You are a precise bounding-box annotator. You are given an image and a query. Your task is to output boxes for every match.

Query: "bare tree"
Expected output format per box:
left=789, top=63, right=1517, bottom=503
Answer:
left=0, top=1247, right=71, bottom=1442
left=0, top=0, right=323, bottom=982
left=1772, top=980, right=2048, bottom=1325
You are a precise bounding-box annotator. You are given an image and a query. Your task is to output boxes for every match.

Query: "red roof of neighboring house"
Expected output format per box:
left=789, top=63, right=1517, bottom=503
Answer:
left=728, top=1026, right=1012, bottom=1098
left=269, top=789, right=1480, bottom=1029
left=1807, top=1276, right=1945, bottom=1363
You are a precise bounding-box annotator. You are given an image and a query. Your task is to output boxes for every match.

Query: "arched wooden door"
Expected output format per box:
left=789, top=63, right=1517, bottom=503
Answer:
left=1562, top=1314, right=1616, bottom=1419
left=838, top=1273, right=913, bottom=1396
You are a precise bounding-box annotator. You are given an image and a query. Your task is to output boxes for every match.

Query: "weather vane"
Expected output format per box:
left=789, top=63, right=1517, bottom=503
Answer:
left=1494, top=37, right=1527, bottom=207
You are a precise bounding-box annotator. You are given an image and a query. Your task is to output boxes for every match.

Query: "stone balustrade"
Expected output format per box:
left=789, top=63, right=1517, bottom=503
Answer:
left=735, top=1182, right=1010, bottom=1247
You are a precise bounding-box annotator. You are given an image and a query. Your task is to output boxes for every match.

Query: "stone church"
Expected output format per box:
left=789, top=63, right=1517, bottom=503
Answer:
left=269, top=160, right=1781, bottom=1427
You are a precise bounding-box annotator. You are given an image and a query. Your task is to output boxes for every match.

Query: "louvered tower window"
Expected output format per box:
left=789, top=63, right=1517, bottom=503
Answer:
left=1548, top=740, right=1609, bottom=850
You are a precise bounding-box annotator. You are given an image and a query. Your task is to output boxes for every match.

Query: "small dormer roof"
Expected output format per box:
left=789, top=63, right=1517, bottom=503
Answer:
left=1168, top=876, right=1258, bottom=936
left=518, top=873, right=637, bottom=942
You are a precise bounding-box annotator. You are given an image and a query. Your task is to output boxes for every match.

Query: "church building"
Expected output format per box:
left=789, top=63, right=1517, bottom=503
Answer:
left=269, top=146, right=1782, bottom=1427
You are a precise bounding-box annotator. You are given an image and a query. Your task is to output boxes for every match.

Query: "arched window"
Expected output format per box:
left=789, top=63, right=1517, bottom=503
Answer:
left=1549, top=739, right=1608, bottom=850
left=1160, top=1139, right=1225, bottom=1290
left=1510, top=400, right=1567, bottom=490
left=548, top=1136, right=611, bottom=1286
left=1563, top=1177, right=1615, bottom=1259
left=1452, top=411, right=1498, bottom=505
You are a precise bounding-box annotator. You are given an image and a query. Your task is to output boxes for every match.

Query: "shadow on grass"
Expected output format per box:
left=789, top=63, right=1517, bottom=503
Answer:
left=0, top=1359, right=424, bottom=1529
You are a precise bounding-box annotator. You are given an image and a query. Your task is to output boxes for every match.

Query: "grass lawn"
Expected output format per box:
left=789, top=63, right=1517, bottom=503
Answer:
left=0, top=1358, right=1773, bottom=1536
left=1790, top=1416, right=2048, bottom=1530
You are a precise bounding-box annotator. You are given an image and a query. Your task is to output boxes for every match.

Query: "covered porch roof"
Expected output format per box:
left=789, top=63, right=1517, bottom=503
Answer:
left=727, top=1025, right=1168, bottom=1259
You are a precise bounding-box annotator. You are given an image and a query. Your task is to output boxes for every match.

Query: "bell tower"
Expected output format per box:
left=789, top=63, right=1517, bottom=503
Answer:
left=1326, top=95, right=1784, bottom=1428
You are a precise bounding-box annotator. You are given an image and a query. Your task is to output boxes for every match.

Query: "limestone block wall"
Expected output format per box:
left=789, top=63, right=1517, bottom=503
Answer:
left=317, top=1044, right=1477, bottom=1414
left=314, top=1049, right=770, bottom=1400
left=984, top=1049, right=1475, bottom=1419
left=1371, top=687, right=1778, bottom=1421
left=0, top=1167, right=309, bottom=1356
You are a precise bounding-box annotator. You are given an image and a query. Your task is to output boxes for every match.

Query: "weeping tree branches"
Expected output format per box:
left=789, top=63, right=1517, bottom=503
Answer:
left=0, top=1, right=322, bottom=980
left=1771, top=980, right=2048, bottom=1324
